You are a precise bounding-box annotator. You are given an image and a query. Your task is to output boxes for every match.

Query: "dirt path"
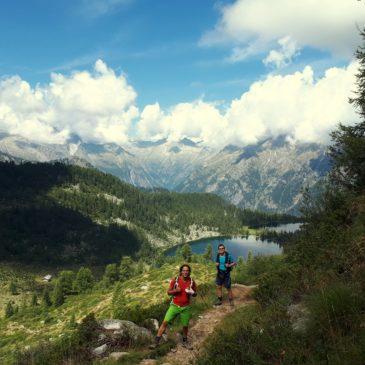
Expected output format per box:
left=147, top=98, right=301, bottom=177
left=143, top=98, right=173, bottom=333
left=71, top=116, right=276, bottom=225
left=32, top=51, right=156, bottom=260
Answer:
left=161, top=284, right=256, bottom=365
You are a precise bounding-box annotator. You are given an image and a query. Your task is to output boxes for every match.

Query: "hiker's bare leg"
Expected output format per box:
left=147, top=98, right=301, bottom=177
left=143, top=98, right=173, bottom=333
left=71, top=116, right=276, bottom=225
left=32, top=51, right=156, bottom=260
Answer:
left=216, top=285, right=223, bottom=298
left=182, top=326, right=188, bottom=338
left=157, top=320, right=168, bottom=337
left=227, top=288, right=233, bottom=300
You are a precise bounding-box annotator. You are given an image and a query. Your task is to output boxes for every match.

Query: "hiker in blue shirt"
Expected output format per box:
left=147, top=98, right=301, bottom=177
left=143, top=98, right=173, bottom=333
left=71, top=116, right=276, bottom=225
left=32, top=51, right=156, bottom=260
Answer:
left=215, top=243, right=236, bottom=307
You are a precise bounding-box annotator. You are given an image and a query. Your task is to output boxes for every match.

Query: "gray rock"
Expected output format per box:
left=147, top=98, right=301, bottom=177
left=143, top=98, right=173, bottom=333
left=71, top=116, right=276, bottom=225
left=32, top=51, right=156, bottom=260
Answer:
left=99, top=319, right=153, bottom=344
left=98, top=333, right=107, bottom=342
left=109, top=351, right=129, bottom=360
left=140, top=360, right=157, bottom=365
left=143, top=318, right=159, bottom=332
left=287, top=303, right=310, bottom=333
left=92, top=343, right=108, bottom=356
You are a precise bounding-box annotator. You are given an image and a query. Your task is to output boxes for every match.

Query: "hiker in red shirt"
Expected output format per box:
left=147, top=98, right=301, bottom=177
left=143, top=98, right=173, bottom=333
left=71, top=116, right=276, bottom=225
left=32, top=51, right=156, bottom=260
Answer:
left=151, top=264, right=197, bottom=350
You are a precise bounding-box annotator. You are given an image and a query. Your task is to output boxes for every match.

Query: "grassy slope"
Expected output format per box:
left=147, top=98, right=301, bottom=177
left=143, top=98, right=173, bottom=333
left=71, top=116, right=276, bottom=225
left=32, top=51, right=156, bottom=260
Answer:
left=0, top=262, right=216, bottom=364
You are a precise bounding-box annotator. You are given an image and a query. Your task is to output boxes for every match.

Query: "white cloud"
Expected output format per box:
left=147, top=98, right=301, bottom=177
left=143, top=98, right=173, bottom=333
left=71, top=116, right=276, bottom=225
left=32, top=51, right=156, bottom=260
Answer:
left=0, top=60, right=360, bottom=149
left=0, top=60, right=138, bottom=144
left=201, top=0, right=365, bottom=62
left=224, top=62, right=359, bottom=145
left=137, top=62, right=359, bottom=147
left=263, top=36, right=300, bottom=69
left=137, top=100, right=227, bottom=147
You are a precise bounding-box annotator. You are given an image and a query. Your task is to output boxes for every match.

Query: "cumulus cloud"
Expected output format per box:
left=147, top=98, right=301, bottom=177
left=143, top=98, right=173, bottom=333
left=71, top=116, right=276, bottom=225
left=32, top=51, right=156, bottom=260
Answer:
left=224, top=62, right=359, bottom=145
left=201, top=0, right=365, bottom=62
left=137, top=62, right=359, bottom=147
left=0, top=60, right=359, bottom=149
left=137, top=100, right=227, bottom=147
left=0, top=60, right=138, bottom=144
left=263, top=36, right=300, bottom=69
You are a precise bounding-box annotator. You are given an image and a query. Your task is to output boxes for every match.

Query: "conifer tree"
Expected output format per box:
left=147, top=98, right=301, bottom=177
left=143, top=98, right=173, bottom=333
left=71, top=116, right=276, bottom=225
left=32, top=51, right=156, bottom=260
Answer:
left=74, top=267, right=94, bottom=293
left=53, top=281, right=65, bottom=307
left=58, top=270, right=75, bottom=295
left=181, top=243, right=192, bottom=262
left=203, top=244, right=213, bottom=261
left=5, top=301, right=14, bottom=318
left=328, top=28, right=365, bottom=193
left=43, top=287, right=52, bottom=307
left=119, top=256, right=134, bottom=280
left=8, top=281, right=17, bottom=295
left=68, top=313, right=77, bottom=329
left=103, top=264, right=119, bottom=286
left=247, top=250, right=253, bottom=263
left=31, top=293, right=38, bottom=306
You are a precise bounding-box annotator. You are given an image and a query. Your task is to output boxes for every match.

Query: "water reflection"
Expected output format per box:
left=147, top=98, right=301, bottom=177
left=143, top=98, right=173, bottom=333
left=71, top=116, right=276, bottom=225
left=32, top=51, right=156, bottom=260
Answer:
left=166, top=223, right=301, bottom=260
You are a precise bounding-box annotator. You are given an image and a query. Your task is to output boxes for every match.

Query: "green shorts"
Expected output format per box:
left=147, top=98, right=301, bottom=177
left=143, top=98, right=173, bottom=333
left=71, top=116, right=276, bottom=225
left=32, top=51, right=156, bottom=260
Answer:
left=164, top=303, right=191, bottom=327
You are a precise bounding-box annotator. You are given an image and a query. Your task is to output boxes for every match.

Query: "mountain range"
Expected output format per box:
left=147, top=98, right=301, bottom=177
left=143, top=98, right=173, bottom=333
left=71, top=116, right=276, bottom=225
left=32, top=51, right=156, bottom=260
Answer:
left=0, top=133, right=331, bottom=214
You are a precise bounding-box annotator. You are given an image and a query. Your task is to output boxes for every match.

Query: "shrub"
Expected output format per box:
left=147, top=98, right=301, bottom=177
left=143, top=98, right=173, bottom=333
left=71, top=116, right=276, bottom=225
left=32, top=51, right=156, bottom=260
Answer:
left=103, top=263, right=119, bottom=286
left=8, top=281, right=17, bottom=295
left=74, top=267, right=94, bottom=293
left=52, top=281, right=65, bottom=307
left=120, top=256, right=134, bottom=280
left=5, top=301, right=14, bottom=318
left=58, top=270, right=75, bottom=295
left=305, top=282, right=364, bottom=338
left=196, top=305, right=301, bottom=365
left=42, top=286, right=52, bottom=307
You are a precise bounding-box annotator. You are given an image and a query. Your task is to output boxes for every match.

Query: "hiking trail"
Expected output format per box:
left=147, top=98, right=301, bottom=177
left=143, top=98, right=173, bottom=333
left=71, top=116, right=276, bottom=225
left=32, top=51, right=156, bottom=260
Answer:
left=140, top=284, right=256, bottom=365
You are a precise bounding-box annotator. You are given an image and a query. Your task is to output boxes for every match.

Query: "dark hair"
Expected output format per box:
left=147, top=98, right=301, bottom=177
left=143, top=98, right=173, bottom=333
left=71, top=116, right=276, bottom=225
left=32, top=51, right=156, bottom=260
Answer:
left=179, top=264, right=191, bottom=274
left=218, top=243, right=225, bottom=249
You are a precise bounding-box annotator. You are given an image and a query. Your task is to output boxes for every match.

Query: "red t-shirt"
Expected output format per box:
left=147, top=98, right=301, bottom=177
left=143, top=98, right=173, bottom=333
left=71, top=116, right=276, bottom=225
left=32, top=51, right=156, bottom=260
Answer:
left=168, top=276, right=197, bottom=307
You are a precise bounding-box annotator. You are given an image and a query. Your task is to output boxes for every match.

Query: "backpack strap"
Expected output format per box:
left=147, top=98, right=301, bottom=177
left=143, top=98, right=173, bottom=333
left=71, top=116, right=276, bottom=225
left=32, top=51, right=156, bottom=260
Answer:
left=173, top=276, right=179, bottom=289
left=225, top=252, right=232, bottom=272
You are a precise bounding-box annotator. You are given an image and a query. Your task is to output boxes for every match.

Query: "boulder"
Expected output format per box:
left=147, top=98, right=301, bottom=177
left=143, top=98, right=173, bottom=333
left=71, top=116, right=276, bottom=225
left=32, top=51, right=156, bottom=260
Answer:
left=99, top=319, right=153, bottom=344
left=143, top=318, right=159, bottom=332
left=140, top=360, right=157, bottom=365
left=109, top=351, right=129, bottom=360
left=98, top=333, right=107, bottom=342
left=287, top=303, right=310, bottom=333
left=92, top=343, right=108, bottom=356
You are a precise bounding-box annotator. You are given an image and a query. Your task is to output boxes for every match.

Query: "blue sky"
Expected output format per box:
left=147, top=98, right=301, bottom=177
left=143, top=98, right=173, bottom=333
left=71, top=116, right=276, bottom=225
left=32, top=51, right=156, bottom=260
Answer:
left=0, top=0, right=349, bottom=108
left=0, top=0, right=363, bottom=146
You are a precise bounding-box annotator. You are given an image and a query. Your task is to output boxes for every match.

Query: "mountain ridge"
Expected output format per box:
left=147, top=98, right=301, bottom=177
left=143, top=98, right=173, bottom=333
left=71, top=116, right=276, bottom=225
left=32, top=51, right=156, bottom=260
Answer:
left=0, top=133, right=330, bottom=214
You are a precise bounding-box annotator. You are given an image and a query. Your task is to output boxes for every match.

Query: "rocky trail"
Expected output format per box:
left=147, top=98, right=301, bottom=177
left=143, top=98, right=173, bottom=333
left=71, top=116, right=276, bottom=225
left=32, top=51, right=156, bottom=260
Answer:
left=140, top=284, right=256, bottom=365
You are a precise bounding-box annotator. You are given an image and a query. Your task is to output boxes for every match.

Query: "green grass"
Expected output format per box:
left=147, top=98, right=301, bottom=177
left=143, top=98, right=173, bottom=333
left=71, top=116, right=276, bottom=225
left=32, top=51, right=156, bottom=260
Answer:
left=0, top=261, right=216, bottom=365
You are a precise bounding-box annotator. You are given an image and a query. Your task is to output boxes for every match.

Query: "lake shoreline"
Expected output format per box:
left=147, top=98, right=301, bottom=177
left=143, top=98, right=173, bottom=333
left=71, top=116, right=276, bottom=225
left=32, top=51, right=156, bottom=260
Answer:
left=165, top=223, right=302, bottom=259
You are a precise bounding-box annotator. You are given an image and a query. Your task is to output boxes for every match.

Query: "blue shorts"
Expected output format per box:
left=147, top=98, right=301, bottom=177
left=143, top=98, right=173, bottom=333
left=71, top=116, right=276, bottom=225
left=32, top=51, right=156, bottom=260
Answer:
left=215, top=271, right=231, bottom=289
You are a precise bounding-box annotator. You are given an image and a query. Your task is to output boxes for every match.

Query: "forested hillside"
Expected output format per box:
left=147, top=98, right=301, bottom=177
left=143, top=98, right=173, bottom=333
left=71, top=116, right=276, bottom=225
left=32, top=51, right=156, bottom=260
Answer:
left=0, top=162, right=295, bottom=265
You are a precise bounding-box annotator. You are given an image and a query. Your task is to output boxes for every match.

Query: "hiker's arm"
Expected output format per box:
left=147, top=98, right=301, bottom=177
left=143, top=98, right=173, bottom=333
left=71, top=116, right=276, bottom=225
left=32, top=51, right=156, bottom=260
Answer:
left=192, top=281, right=197, bottom=297
left=226, top=255, right=237, bottom=267
left=230, top=255, right=237, bottom=267
left=167, top=278, right=181, bottom=295
left=167, top=287, right=181, bottom=295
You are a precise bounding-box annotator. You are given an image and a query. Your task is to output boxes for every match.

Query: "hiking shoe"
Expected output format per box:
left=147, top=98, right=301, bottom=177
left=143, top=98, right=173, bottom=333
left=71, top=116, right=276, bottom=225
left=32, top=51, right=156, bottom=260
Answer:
left=149, top=342, right=159, bottom=350
left=214, top=298, right=223, bottom=306
left=182, top=340, right=193, bottom=350
left=149, top=336, right=161, bottom=349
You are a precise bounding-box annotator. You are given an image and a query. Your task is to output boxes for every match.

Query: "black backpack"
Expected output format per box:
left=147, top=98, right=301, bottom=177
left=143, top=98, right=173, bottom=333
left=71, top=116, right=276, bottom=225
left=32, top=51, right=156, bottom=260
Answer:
left=216, top=251, right=233, bottom=273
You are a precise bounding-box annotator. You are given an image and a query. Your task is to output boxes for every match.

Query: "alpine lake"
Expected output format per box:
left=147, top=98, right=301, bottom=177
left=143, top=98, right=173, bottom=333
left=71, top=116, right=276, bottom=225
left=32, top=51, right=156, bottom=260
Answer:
left=165, top=223, right=302, bottom=260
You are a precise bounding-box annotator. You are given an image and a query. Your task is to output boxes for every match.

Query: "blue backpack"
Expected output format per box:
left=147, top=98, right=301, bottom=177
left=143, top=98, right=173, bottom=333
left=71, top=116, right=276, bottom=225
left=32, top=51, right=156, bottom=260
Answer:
left=216, top=251, right=233, bottom=273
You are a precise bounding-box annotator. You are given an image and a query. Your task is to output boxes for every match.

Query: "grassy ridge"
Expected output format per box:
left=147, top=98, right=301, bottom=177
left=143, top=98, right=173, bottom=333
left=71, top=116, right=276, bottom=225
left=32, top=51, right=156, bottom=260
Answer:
left=0, top=262, right=216, bottom=364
